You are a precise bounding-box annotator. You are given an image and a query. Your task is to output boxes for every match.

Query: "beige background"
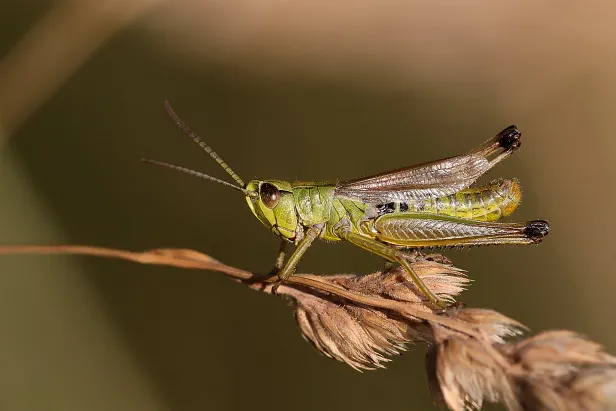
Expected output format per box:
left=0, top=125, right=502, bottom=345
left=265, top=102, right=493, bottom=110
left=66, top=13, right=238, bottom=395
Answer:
left=1, top=1, right=615, bottom=410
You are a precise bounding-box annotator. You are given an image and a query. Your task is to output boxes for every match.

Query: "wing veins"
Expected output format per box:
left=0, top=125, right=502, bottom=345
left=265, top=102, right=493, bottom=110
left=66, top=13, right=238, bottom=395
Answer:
left=336, top=154, right=489, bottom=203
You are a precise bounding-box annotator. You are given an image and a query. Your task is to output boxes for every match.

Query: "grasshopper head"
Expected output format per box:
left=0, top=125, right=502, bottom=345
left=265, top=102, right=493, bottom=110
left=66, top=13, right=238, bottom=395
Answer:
left=245, top=180, right=298, bottom=241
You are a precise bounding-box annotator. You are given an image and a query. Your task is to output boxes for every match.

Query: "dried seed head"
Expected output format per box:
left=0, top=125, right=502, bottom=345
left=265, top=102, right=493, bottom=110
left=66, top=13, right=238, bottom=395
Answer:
left=504, top=331, right=616, bottom=411
left=560, top=366, right=616, bottom=411
left=280, top=261, right=468, bottom=370
left=426, top=318, right=616, bottom=411
left=444, top=307, right=527, bottom=343
left=333, top=260, right=468, bottom=309
left=504, top=331, right=616, bottom=377
left=291, top=287, right=423, bottom=370
left=427, top=335, right=518, bottom=411
left=426, top=308, right=525, bottom=411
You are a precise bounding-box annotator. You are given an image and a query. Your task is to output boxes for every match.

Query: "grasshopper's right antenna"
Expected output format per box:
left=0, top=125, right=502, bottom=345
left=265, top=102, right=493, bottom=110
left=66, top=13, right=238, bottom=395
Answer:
left=164, top=100, right=245, bottom=188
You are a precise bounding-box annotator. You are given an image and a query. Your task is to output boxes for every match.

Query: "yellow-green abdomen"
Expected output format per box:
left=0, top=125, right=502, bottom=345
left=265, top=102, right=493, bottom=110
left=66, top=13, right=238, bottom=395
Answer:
left=413, top=178, right=521, bottom=222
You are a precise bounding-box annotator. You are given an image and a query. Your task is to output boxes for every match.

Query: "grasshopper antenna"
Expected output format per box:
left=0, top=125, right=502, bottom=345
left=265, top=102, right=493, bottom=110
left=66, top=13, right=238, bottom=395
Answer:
left=141, top=158, right=249, bottom=195
left=163, top=100, right=245, bottom=188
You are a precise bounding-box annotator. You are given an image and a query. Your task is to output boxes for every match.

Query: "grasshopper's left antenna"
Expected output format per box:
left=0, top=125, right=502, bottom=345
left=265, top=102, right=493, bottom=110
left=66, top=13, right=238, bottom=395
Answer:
left=164, top=101, right=245, bottom=188
left=141, top=158, right=249, bottom=195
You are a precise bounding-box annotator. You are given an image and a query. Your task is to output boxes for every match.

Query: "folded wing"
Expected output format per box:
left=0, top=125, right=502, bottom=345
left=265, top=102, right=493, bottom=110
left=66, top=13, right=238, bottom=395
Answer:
left=335, top=125, right=521, bottom=204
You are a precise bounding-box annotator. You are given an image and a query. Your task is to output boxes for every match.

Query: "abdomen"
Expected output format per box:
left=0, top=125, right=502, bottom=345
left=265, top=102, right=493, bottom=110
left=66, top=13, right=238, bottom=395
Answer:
left=411, top=178, right=521, bottom=222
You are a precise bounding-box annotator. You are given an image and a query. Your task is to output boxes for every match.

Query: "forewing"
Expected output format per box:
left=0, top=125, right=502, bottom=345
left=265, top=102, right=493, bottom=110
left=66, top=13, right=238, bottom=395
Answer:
left=335, top=154, right=490, bottom=203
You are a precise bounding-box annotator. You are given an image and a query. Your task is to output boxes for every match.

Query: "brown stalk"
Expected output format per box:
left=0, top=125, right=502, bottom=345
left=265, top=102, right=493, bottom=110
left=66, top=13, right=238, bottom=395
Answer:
left=1, top=244, right=614, bottom=410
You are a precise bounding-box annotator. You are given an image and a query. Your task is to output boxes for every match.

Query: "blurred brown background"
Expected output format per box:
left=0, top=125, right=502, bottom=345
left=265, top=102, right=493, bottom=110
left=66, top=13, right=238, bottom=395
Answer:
left=1, top=1, right=615, bottom=410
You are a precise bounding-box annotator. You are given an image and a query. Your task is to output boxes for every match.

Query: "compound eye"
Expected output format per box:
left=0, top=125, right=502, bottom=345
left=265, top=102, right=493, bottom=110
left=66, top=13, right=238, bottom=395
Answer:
left=260, top=183, right=280, bottom=209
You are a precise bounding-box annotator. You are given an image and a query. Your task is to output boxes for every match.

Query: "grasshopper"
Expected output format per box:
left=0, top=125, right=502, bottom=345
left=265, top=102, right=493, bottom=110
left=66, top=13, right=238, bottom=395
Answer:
left=144, top=101, right=549, bottom=308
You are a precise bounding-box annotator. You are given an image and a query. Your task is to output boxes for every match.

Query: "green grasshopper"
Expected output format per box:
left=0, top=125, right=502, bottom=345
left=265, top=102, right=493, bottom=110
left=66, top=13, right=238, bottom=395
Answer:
left=144, top=101, right=549, bottom=308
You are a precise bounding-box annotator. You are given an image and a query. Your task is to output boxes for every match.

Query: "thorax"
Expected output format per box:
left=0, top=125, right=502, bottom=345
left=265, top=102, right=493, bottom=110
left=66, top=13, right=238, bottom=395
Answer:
left=292, top=182, right=336, bottom=226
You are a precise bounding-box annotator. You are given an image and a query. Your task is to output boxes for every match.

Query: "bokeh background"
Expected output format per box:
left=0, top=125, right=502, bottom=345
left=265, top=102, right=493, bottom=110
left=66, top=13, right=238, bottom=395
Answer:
left=1, top=1, right=615, bottom=410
